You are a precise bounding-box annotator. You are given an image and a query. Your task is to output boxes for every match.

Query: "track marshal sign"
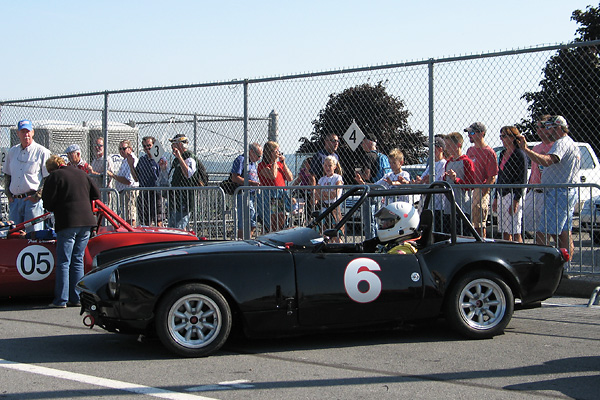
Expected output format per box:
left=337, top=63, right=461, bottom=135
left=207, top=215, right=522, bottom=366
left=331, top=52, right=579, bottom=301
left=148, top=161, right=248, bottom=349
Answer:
left=343, top=121, right=365, bottom=152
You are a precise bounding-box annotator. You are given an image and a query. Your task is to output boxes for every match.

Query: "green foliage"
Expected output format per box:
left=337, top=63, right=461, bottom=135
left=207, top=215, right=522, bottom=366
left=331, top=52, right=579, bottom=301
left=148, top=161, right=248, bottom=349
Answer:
left=297, top=82, right=427, bottom=165
left=520, top=4, right=600, bottom=152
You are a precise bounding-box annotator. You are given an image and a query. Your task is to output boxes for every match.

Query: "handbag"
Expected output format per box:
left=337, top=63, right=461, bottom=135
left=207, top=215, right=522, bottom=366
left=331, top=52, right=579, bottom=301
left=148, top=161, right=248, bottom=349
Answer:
left=219, top=175, right=240, bottom=195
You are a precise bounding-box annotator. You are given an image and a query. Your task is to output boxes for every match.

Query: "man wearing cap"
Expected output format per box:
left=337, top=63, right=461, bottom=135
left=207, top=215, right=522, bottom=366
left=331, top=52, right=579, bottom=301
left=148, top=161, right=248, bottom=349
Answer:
left=517, top=115, right=580, bottom=256
left=167, top=134, right=208, bottom=229
left=465, top=122, right=498, bottom=237
left=4, top=120, right=51, bottom=232
left=43, top=155, right=100, bottom=308
left=353, top=137, right=381, bottom=184
left=66, top=144, right=94, bottom=174
left=90, top=137, right=115, bottom=191
left=107, top=139, right=139, bottom=225
left=135, top=136, right=166, bottom=226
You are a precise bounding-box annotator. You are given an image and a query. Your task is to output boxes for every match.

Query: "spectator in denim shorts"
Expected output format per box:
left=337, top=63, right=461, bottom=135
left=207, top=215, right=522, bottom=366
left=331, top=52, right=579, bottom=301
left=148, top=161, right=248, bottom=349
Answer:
left=517, top=115, right=580, bottom=256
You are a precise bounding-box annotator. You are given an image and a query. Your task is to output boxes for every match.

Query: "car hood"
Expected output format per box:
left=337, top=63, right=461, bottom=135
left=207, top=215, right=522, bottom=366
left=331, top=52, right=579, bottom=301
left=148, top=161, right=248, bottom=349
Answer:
left=94, top=239, right=282, bottom=270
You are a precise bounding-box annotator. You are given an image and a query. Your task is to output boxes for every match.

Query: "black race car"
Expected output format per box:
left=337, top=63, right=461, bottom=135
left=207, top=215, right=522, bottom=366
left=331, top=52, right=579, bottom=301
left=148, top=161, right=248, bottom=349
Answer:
left=77, top=183, right=567, bottom=357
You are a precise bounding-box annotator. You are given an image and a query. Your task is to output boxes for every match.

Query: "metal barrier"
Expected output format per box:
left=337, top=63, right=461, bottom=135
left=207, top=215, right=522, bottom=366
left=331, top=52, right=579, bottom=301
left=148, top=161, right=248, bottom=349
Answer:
left=119, top=186, right=230, bottom=239
left=231, top=182, right=600, bottom=276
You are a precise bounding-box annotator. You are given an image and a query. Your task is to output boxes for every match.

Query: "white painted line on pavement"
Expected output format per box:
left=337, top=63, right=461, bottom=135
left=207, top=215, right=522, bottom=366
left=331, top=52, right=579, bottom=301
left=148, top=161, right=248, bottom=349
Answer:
left=542, top=302, right=599, bottom=308
left=0, top=358, right=219, bottom=400
left=187, top=379, right=254, bottom=392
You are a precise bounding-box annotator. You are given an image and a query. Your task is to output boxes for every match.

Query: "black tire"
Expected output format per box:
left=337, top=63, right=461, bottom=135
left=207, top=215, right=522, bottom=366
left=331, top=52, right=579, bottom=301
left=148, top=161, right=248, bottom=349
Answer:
left=156, top=283, right=232, bottom=357
left=444, top=270, right=514, bottom=339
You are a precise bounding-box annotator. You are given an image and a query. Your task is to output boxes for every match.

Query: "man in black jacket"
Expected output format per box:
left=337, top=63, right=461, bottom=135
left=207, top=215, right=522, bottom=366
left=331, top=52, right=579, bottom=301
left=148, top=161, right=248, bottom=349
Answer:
left=42, top=155, right=100, bottom=308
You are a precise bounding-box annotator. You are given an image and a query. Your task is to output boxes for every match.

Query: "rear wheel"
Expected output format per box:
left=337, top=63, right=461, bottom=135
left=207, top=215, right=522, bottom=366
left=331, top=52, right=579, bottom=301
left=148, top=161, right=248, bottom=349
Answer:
left=156, top=283, right=232, bottom=357
left=444, top=270, right=514, bottom=339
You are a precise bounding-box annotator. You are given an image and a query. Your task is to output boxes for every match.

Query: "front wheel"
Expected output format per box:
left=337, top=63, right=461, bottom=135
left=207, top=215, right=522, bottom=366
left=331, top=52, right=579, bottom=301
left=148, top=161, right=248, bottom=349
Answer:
left=156, top=283, right=232, bottom=357
left=444, top=270, right=514, bottom=339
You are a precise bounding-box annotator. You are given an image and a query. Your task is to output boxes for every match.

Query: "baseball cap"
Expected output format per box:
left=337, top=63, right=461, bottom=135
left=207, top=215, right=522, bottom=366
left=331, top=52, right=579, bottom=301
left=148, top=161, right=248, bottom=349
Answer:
left=545, top=115, right=568, bottom=129
left=432, top=137, right=445, bottom=150
left=464, top=122, right=487, bottom=134
left=65, top=144, right=81, bottom=153
left=17, top=120, right=33, bottom=131
left=169, top=133, right=188, bottom=143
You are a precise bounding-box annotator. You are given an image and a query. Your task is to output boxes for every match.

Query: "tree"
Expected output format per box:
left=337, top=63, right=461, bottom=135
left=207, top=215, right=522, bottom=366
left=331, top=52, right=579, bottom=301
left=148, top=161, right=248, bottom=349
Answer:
left=298, top=82, right=427, bottom=182
left=520, top=4, right=600, bottom=152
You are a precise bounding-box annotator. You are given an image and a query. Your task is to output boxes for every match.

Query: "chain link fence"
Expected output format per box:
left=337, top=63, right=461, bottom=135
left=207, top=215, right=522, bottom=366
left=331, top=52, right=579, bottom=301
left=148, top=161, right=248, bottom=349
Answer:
left=2, top=41, right=600, bottom=274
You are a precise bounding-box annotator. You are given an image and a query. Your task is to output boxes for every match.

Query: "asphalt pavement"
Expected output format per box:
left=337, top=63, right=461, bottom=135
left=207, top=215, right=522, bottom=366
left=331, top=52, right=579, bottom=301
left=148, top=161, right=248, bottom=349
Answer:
left=556, top=273, right=600, bottom=300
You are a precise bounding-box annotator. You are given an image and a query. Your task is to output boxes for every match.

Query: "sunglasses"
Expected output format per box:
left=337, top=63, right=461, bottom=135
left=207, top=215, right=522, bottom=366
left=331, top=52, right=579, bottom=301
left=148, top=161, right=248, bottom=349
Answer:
left=143, top=144, right=153, bottom=148
left=119, top=147, right=129, bottom=151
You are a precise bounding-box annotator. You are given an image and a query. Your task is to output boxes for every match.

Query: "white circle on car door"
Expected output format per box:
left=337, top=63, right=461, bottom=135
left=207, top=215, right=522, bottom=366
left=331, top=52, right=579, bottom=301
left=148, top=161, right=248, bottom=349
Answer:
left=17, top=245, right=55, bottom=281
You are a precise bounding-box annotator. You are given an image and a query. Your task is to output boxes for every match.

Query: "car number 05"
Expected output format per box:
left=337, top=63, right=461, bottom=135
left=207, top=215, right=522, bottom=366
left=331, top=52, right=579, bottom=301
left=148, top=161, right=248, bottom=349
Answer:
left=344, top=258, right=382, bottom=303
left=17, top=245, right=55, bottom=281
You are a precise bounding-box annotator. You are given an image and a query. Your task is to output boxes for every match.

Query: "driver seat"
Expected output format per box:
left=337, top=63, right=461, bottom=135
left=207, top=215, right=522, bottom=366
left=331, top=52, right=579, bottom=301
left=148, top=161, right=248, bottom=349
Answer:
left=415, top=209, right=434, bottom=248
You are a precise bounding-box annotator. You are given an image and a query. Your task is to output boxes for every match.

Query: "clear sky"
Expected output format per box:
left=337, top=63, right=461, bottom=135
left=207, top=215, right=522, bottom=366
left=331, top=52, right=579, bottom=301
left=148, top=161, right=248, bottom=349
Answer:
left=0, top=0, right=593, bottom=101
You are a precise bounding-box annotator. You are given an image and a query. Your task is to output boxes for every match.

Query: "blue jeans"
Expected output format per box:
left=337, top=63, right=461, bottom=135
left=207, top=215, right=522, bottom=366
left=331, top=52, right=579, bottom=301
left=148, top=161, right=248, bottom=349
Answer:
left=539, top=188, right=577, bottom=235
left=53, top=226, right=91, bottom=306
left=236, top=192, right=257, bottom=231
left=9, top=197, right=45, bottom=232
left=168, top=208, right=190, bottom=230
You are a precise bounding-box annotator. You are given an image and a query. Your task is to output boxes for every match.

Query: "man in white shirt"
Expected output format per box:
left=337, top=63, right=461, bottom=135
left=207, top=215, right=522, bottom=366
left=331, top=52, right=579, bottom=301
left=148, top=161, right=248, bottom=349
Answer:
left=517, top=115, right=580, bottom=256
left=4, top=120, right=51, bottom=232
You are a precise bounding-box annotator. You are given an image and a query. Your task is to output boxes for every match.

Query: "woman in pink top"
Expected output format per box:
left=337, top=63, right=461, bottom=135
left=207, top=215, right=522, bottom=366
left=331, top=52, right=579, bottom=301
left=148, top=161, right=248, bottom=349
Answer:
left=523, top=115, right=554, bottom=234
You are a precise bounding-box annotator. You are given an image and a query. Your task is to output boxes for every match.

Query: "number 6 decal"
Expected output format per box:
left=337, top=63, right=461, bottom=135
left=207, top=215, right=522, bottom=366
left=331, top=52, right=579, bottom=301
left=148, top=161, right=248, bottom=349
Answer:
left=344, top=257, right=381, bottom=303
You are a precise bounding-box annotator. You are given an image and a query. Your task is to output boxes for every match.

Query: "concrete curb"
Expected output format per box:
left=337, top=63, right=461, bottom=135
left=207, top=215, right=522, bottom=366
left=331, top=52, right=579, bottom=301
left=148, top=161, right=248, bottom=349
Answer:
left=555, top=275, right=600, bottom=298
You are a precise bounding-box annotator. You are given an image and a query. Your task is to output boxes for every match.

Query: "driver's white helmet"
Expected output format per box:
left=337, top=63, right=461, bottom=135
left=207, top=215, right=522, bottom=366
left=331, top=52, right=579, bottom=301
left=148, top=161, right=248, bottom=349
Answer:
left=375, top=201, right=420, bottom=243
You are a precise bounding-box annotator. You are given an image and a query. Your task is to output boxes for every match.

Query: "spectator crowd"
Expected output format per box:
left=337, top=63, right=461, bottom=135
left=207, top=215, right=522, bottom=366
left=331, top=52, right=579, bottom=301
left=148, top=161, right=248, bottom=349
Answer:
left=5, top=116, right=581, bottom=248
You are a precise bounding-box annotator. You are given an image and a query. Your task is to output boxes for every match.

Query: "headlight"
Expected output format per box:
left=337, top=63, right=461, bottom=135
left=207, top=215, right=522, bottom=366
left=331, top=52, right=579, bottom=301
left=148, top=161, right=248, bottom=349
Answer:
left=108, top=270, right=119, bottom=299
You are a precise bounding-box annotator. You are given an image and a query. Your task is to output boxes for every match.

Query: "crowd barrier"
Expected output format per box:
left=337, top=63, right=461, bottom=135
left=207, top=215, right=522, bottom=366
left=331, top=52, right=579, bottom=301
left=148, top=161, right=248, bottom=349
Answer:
left=2, top=182, right=597, bottom=275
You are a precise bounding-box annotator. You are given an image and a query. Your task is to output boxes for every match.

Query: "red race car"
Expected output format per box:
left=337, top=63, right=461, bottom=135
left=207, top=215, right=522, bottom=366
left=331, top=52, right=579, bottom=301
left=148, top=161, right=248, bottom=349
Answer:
left=0, top=200, right=199, bottom=298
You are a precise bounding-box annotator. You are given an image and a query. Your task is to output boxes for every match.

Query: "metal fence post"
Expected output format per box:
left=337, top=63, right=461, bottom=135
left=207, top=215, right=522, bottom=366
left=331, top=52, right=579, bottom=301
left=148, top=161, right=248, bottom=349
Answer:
left=242, top=80, right=250, bottom=240
left=102, top=92, right=110, bottom=204
left=268, top=109, right=278, bottom=143
left=428, top=58, right=435, bottom=189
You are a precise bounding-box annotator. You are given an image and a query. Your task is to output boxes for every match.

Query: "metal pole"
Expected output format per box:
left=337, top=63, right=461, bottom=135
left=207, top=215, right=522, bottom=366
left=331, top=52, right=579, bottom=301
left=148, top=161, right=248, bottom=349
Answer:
left=268, top=110, right=278, bottom=142
left=102, top=92, right=109, bottom=201
left=193, top=114, right=198, bottom=154
left=243, top=80, right=250, bottom=239
left=428, top=59, right=435, bottom=187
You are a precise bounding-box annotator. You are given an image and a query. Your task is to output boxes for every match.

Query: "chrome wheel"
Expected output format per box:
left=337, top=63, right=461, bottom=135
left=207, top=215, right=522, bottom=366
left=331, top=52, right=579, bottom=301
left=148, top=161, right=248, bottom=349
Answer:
left=168, top=294, right=222, bottom=349
left=445, top=271, right=514, bottom=338
left=157, top=284, right=232, bottom=357
left=458, top=278, right=506, bottom=331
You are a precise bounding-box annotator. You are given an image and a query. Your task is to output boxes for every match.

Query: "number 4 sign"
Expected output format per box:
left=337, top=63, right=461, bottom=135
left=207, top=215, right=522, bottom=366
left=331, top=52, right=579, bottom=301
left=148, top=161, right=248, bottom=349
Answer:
left=343, top=121, right=366, bottom=152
